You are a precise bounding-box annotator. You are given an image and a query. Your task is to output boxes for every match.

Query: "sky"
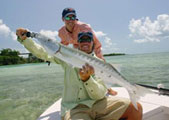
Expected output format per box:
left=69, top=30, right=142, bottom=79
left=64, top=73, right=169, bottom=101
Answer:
left=0, top=0, right=169, bottom=54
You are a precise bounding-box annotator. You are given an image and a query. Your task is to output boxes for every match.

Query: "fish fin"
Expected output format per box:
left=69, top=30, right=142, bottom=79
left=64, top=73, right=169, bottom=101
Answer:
left=128, top=91, right=138, bottom=110
left=127, top=84, right=154, bottom=110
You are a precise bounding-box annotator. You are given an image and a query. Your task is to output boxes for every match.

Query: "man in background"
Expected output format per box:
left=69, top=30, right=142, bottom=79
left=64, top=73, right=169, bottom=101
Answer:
left=58, top=7, right=104, bottom=60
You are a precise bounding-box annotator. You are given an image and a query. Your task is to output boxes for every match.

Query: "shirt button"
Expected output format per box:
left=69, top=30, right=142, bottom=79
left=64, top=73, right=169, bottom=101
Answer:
left=85, top=83, right=88, bottom=85
left=91, top=90, right=93, bottom=92
left=78, top=98, right=80, bottom=100
left=80, top=88, right=82, bottom=90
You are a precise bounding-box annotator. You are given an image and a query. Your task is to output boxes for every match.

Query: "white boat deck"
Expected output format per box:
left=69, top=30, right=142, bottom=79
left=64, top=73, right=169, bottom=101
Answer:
left=37, top=87, right=169, bottom=120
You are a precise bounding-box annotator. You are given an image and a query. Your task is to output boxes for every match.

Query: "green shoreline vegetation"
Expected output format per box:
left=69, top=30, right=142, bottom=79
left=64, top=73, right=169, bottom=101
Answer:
left=0, top=48, right=44, bottom=66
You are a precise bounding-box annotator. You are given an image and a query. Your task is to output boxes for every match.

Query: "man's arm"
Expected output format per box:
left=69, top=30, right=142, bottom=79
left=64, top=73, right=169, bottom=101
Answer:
left=58, top=28, right=69, bottom=46
left=92, top=33, right=104, bottom=60
left=79, top=63, right=107, bottom=100
left=83, top=76, right=107, bottom=100
left=16, top=28, right=62, bottom=64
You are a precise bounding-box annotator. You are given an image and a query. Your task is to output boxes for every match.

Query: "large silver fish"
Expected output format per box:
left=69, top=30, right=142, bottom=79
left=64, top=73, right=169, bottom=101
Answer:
left=26, top=31, right=151, bottom=109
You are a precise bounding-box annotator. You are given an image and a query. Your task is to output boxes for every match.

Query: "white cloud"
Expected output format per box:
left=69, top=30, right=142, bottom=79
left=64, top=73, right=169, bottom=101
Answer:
left=94, top=31, right=106, bottom=37
left=129, top=14, right=169, bottom=43
left=40, top=29, right=58, bottom=41
left=86, top=24, right=119, bottom=53
left=0, top=19, right=11, bottom=37
left=0, top=19, right=58, bottom=42
left=94, top=30, right=119, bottom=53
left=104, top=37, right=112, bottom=45
left=0, top=19, right=17, bottom=41
left=11, top=32, right=17, bottom=41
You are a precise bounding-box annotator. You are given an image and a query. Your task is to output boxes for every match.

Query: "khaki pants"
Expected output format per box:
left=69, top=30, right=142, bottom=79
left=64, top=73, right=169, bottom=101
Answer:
left=62, top=96, right=130, bottom=120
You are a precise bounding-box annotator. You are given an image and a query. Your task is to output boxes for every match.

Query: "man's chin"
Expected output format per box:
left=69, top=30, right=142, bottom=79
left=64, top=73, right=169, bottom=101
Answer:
left=83, top=50, right=92, bottom=54
left=81, top=49, right=88, bottom=53
left=68, top=23, right=75, bottom=26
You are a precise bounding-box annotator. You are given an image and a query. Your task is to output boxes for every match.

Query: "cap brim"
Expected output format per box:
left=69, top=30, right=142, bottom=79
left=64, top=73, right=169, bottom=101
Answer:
left=64, top=12, right=76, bottom=17
left=78, top=33, right=93, bottom=41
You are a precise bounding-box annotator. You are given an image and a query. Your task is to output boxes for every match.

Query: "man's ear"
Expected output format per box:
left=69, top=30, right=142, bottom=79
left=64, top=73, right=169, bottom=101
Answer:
left=62, top=17, right=65, bottom=22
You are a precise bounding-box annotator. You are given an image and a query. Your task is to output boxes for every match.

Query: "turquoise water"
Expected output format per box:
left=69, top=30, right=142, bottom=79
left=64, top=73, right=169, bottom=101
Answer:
left=0, top=52, right=169, bottom=120
left=0, top=63, right=64, bottom=120
left=106, top=52, right=169, bottom=88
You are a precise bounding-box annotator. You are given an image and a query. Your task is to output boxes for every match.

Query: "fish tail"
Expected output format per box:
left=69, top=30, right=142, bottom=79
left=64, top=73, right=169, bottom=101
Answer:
left=127, top=84, right=153, bottom=110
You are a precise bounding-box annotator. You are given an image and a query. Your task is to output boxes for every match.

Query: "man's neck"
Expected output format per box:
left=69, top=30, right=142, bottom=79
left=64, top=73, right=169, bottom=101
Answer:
left=66, top=27, right=73, bottom=33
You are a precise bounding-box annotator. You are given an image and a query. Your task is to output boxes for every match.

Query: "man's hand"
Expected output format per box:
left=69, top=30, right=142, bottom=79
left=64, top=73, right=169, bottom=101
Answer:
left=16, top=28, right=28, bottom=40
left=79, top=63, right=94, bottom=82
left=108, top=88, right=118, bottom=96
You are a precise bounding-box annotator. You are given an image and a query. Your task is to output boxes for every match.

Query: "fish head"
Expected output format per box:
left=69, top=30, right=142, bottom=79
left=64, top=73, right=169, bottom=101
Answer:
left=36, top=34, right=61, bottom=56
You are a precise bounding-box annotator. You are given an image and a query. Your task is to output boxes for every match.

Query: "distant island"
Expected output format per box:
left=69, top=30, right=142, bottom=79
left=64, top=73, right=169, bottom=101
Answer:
left=103, top=53, right=125, bottom=56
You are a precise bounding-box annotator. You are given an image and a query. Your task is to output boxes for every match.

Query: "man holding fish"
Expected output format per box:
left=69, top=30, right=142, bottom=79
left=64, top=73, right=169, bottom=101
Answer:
left=16, top=28, right=142, bottom=120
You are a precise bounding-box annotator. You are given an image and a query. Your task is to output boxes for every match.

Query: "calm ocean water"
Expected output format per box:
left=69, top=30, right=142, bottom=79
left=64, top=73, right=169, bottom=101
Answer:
left=0, top=52, right=169, bottom=120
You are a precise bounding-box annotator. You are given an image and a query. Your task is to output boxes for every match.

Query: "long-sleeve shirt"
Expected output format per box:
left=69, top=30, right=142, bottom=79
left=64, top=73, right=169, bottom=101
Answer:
left=17, top=38, right=107, bottom=116
left=58, top=21, right=104, bottom=60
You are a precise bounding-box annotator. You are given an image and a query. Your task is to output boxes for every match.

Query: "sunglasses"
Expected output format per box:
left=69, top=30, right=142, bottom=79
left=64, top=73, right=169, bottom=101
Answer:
left=64, top=16, right=76, bottom=21
left=78, top=38, right=93, bottom=43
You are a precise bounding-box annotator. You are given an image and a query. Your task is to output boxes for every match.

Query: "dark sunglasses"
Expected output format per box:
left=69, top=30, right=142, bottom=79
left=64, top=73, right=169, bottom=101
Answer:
left=64, top=16, right=76, bottom=21
left=78, top=38, right=93, bottom=43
